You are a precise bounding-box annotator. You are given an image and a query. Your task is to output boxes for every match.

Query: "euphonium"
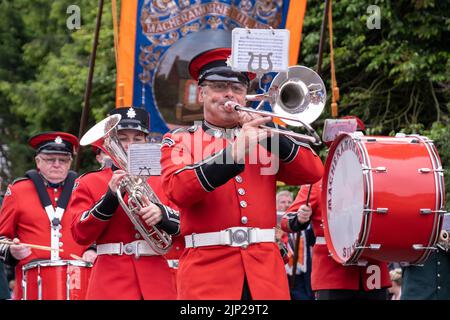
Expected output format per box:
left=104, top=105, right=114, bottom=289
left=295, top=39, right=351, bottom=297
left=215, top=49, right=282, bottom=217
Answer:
left=80, top=114, right=172, bottom=255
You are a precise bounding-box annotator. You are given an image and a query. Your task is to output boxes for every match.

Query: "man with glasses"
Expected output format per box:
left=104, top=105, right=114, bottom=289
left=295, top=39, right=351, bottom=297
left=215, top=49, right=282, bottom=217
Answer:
left=160, top=47, right=324, bottom=299
left=0, top=132, right=93, bottom=299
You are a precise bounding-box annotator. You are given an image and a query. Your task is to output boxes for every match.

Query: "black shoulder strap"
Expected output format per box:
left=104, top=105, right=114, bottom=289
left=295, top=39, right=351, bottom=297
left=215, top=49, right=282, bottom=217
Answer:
left=25, top=169, right=51, bottom=208
left=25, top=170, right=77, bottom=210
left=57, top=171, right=77, bottom=209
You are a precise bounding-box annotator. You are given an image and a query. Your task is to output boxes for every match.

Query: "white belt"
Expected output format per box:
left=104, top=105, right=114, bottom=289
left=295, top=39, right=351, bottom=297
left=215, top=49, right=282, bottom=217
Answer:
left=185, top=227, right=275, bottom=248
left=97, top=240, right=159, bottom=257
left=315, top=236, right=326, bottom=245
left=167, top=259, right=179, bottom=269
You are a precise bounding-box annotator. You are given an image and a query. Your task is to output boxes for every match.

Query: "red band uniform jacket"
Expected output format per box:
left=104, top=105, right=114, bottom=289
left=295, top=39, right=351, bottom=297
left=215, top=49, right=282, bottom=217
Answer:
left=282, top=180, right=391, bottom=291
left=0, top=177, right=89, bottom=300
left=69, top=168, right=179, bottom=300
left=160, top=122, right=324, bottom=300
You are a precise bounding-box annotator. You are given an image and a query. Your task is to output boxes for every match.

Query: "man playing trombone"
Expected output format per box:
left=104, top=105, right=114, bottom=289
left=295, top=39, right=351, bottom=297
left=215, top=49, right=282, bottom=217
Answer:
left=69, top=107, right=180, bottom=299
left=160, top=47, right=324, bottom=300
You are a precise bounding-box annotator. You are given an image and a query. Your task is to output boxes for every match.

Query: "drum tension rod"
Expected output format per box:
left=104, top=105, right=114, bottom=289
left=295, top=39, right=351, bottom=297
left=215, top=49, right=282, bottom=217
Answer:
left=355, top=244, right=381, bottom=250
left=362, top=166, right=387, bottom=173
left=418, top=168, right=444, bottom=173
left=364, top=208, right=388, bottom=214
left=412, top=244, right=438, bottom=251
left=419, top=209, right=447, bottom=215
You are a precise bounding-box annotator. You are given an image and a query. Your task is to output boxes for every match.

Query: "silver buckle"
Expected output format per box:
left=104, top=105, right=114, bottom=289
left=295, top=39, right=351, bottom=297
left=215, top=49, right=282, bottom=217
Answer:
left=122, top=242, right=140, bottom=258
left=227, top=227, right=252, bottom=247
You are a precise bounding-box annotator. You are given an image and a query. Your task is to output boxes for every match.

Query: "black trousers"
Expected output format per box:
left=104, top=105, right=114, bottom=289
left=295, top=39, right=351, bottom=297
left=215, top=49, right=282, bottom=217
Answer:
left=241, top=277, right=252, bottom=300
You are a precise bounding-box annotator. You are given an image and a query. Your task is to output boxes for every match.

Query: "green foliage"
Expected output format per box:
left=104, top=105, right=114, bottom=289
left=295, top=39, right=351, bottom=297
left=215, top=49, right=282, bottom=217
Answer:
left=0, top=0, right=115, bottom=182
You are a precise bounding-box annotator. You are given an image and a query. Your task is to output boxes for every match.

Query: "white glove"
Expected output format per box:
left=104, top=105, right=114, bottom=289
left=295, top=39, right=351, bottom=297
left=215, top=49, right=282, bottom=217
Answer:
left=82, top=249, right=97, bottom=264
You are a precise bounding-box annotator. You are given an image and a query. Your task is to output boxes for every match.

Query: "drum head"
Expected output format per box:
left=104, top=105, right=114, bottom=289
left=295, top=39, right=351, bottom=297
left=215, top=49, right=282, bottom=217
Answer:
left=322, top=134, right=365, bottom=264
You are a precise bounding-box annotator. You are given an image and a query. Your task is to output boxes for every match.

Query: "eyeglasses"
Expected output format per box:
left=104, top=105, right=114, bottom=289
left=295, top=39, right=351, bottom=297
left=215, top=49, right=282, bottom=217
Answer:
left=39, top=157, right=72, bottom=165
left=203, top=81, right=247, bottom=94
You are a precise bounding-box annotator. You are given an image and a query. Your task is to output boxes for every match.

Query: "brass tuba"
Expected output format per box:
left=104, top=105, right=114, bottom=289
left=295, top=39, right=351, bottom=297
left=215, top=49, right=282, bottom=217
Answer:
left=80, top=114, right=172, bottom=255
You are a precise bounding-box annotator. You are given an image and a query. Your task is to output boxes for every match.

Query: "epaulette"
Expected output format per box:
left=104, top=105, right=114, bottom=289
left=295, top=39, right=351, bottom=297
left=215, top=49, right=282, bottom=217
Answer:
left=170, top=124, right=199, bottom=135
left=11, top=176, right=29, bottom=185
left=187, top=124, right=199, bottom=133
left=77, top=167, right=103, bottom=179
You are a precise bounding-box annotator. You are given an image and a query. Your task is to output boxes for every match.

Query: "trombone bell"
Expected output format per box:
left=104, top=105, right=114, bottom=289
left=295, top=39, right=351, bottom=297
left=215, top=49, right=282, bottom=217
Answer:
left=270, top=66, right=326, bottom=127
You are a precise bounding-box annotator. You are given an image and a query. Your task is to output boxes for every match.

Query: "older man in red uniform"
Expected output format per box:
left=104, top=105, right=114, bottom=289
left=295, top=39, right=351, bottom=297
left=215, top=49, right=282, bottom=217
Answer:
left=69, top=107, right=179, bottom=299
left=282, top=118, right=391, bottom=300
left=160, top=48, right=324, bottom=300
left=0, top=132, right=92, bottom=299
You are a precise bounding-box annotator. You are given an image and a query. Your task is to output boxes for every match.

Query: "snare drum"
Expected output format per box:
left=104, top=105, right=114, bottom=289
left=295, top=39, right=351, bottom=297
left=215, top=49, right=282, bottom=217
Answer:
left=22, top=260, right=92, bottom=300
left=322, top=133, right=445, bottom=265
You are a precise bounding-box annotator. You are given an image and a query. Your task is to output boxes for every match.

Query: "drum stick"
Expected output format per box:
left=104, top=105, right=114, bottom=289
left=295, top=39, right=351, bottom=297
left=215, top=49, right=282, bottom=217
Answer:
left=291, top=184, right=313, bottom=288
left=0, top=239, right=64, bottom=252
left=70, top=254, right=84, bottom=260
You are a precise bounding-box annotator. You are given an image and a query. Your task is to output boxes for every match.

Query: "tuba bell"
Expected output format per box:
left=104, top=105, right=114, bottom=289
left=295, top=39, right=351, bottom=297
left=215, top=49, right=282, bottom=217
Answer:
left=80, top=114, right=173, bottom=255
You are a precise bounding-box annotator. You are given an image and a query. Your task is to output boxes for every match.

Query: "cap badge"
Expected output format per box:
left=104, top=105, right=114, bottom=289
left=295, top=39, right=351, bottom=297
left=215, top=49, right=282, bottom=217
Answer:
left=127, top=108, right=137, bottom=119
left=54, top=136, right=63, bottom=144
left=226, top=56, right=233, bottom=67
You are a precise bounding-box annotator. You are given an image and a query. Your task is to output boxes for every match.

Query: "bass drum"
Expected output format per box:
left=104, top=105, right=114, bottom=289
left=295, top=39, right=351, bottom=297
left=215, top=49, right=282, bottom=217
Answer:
left=322, top=133, right=445, bottom=265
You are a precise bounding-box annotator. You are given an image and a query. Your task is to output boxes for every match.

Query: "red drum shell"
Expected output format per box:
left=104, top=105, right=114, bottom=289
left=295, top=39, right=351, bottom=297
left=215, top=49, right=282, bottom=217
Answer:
left=22, top=260, right=92, bottom=300
left=322, top=133, right=444, bottom=265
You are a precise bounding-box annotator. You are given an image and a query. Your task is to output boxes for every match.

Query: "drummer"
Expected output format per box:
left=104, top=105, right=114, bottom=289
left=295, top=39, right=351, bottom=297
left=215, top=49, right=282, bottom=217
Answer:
left=0, top=132, right=95, bottom=300
left=281, top=117, right=391, bottom=300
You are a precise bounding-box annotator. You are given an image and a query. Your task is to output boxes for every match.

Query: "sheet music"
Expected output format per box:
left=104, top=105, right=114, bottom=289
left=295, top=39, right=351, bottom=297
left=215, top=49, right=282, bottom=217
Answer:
left=322, top=119, right=358, bottom=143
left=127, top=143, right=161, bottom=176
left=231, top=28, right=290, bottom=74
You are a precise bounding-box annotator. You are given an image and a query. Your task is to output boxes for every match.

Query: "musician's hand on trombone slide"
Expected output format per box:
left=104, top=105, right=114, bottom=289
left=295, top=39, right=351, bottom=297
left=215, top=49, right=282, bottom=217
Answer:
left=137, top=196, right=163, bottom=227
left=230, top=114, right=273, bottom=163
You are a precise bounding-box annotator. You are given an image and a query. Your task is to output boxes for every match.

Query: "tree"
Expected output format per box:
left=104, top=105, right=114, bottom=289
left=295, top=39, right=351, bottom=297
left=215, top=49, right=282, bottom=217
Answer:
left=0, top=0, right=116, bottom=181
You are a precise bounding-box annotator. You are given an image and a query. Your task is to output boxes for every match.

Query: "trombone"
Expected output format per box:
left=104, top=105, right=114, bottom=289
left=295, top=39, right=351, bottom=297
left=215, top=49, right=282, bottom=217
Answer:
left=227, top=66, right=326, bottom=145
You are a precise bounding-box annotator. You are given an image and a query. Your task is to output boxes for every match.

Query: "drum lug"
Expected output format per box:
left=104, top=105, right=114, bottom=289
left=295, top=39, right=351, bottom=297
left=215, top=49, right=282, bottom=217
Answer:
left=38, top=275, right=42, bottom=300
left=362, top=166, right=387, bottom=173
left=412, top=244, right=439, bottom=251
left=66, top=272, right=71, bottom=300
left=355, top=244, right=381, bottom=250
left=364, top=208, right=388, bottom=214
left=418, top=167, right=444, bottom=173
left=356, top=260, right=368, bottom=266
